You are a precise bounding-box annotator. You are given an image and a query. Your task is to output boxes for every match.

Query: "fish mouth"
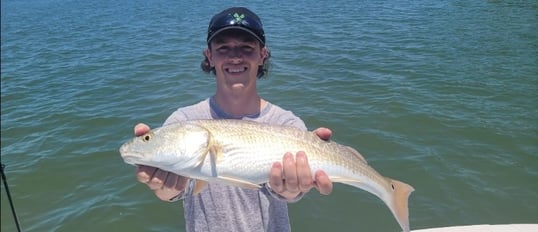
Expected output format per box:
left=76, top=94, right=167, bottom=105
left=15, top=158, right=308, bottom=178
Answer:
left=120, top=154, right=137, bottom=166
left=119, top=145, right=141, bottom=166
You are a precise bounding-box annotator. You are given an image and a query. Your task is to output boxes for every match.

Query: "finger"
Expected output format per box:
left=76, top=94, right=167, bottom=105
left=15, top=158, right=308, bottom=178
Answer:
left=162, top=173, right=180, bottom=189
left=295, top=151, right=313, bottom=192
left=154, top=187, right=182, bottom=201
left=175, top=176, right=190, bottom=192
left=134, top=123, right=150, bottom=136
left=156, top=173, right=189, bottom=202
left=314, top=170, right=333, bottom=195
left=313, top=127, right=332, bottom=141
left=282, top=152, right=299, bottom=192
left=268, top=162, right=285, bottom=193
left=136, top=165, right=157, bottom=183
left=163, top=175, right=189, bottom=192
left=146, top=169, right=168, bottom=190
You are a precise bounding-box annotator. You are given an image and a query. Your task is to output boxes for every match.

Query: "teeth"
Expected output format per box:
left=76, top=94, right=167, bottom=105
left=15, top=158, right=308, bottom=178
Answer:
left=227, top=67, right=246, bottom=73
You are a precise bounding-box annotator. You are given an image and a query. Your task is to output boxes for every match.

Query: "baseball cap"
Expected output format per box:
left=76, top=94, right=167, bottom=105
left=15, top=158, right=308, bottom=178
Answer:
left=207, top=7, right=265, bottom=45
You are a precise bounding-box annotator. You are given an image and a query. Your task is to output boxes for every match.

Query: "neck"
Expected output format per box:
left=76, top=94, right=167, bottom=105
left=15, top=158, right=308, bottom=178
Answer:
left=212, top=92, right=266, bottom=118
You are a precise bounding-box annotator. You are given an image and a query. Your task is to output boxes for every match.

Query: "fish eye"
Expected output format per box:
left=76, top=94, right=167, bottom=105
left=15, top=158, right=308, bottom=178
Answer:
left=142, top=134, right=152, bottom=142
left=391, top=183, right=395, bottom=190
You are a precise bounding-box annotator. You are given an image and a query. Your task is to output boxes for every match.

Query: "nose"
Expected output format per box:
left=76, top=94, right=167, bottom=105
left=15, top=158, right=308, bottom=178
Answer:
left=227, top=47, right=243, bottom=63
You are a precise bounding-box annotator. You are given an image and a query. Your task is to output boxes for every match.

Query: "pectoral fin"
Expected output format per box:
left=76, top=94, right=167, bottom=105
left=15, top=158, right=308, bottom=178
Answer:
left=218, top=175, right=262, bottom=189
left=192, top=180, right=209, bottom=195
left=207, top=142, right=223, bottom=177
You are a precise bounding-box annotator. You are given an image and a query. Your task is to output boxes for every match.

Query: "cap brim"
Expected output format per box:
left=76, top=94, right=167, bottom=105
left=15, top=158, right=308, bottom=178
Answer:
left=207, top=26, right=264, bottom=45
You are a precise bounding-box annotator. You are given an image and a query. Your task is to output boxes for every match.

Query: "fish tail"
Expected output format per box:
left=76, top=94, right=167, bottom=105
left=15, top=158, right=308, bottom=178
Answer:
left=388, top=178, right=414, bottom=232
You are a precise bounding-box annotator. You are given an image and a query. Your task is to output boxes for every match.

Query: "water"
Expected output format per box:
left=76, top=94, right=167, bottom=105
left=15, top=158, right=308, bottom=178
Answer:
left=1, top=0, right=537, bottom=231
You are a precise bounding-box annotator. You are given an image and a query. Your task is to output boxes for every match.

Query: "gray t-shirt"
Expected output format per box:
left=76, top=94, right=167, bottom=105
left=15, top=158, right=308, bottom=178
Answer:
left=163, top=98, right=307, bottom=232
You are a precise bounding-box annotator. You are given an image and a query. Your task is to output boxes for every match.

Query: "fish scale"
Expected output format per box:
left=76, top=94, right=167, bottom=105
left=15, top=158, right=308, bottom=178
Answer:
left=203, top=120, right=369, bottom=180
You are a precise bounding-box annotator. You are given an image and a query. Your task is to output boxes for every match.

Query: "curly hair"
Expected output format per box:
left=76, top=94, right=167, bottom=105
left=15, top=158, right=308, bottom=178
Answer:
left=200, top=45, right=271, bottom=79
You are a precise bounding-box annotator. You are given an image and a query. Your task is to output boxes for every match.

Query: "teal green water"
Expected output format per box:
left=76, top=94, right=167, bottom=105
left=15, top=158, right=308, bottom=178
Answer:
left=2, top=1, right=537, bottom=231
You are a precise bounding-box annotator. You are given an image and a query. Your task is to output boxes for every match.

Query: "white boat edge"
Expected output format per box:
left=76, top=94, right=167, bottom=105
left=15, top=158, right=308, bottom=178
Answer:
left=412, top=224, right=538, bottom=232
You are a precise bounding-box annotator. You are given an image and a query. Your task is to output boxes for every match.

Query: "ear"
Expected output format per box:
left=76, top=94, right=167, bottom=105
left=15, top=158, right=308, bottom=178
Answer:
left=204, top=48, right=213, bottom=67
left=259, top=47, right=268, bottom=66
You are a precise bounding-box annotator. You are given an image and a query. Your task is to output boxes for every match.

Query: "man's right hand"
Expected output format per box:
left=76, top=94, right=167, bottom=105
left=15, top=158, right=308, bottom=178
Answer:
left=134, top=123, right=190, bottom=201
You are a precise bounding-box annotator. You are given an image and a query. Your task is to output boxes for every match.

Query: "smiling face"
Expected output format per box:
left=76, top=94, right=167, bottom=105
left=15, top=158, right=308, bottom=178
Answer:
left=205, top=29, right=268, bottom=93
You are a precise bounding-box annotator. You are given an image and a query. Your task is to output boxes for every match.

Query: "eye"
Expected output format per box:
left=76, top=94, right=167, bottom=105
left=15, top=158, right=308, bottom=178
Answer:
left=216, top=46, right=229, bottom=53
left=242, top=46, right=254, bottom=52
left=142, top=133, right=152, bottom=142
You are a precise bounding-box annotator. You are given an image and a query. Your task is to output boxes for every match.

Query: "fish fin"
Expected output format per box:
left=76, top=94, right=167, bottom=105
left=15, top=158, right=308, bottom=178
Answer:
left=207, top=141, right=224, bottom=177
left=192, top=179, right=209, bottom=195
left=345, top=146, right=367, bottom=164
left=330, top=176, right=362, bottom=184
left=217, top=175, right=262, bottom=189
left=333, top=175, right=414, bottom=232
left=387, top=178, right=414, bottom=232
left=208, top=141, right=223, bottom=164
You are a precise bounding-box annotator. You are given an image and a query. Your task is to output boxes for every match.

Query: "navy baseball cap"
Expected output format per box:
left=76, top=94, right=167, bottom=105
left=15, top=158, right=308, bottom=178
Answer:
left=207, top=7, right=265, bottom=45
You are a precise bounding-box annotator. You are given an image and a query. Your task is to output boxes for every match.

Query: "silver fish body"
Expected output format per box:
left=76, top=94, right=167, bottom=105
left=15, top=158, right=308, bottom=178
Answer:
left=120, top=119, right=414, bottom=231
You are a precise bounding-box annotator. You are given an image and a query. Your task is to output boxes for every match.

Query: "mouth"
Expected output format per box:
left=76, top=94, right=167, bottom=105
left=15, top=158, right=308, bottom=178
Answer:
left=225, top=67, right=247, bottom=74
left=121, top=152, right=153, bottom=168
left=119, top=145, right=140, bottom=166
left=120, top=152, right=137, bottom=165
left=122, top=157, right=137, bottom=166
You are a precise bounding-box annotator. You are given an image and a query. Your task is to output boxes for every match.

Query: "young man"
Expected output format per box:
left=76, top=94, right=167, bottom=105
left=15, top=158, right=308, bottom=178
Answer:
left=132, top=7, right=333, bottom=231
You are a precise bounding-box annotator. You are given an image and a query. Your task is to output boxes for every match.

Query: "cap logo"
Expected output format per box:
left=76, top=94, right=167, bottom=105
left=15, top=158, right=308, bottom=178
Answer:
left=232, top=13, right=245, bottom=23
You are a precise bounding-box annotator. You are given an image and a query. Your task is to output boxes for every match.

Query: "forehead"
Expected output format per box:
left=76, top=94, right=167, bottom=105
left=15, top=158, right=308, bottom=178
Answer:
left=210, top=29, right=259, bottom=45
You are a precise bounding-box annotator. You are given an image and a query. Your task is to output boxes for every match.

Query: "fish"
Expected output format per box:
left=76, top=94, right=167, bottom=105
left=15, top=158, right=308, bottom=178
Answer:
left=119, top=119, right=414, bottom=231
